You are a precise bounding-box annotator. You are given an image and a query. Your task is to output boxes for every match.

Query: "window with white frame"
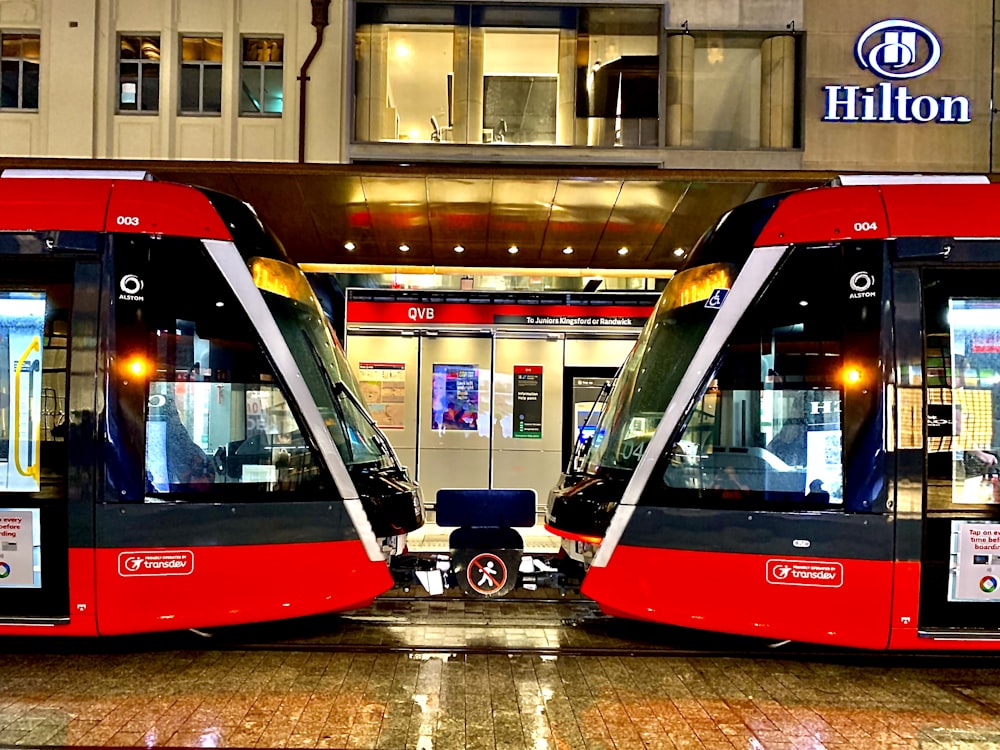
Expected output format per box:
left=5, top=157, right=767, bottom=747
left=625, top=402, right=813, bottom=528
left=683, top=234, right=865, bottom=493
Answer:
left=1, top=32, right=40, bottom=110
left=118, top=35, right=160, bottom=112
left=180, top=35, right=222, bottom=114
left=240, top=37, right=283, bottom=115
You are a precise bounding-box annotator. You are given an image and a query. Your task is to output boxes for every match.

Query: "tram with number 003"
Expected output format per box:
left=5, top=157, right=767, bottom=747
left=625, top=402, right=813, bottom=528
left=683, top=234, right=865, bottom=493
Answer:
left=0, top=169, right=422, bottom=635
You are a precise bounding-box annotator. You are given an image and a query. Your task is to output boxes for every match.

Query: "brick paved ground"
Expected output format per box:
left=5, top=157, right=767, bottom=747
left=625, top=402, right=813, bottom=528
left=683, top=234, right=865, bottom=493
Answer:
left=2, top=601, right=1000, bottom=749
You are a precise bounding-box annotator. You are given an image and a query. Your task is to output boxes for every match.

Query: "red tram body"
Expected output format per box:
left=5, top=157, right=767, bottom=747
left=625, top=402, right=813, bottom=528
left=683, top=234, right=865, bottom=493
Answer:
left=0, top=170, right=422, bottom=635
left=547, top=177, right=1000, bottom=650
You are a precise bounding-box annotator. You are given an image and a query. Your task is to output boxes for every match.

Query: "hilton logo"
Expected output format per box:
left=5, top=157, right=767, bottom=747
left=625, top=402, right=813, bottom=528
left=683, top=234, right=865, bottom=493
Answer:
left=824, top=19, right=971, bottom=124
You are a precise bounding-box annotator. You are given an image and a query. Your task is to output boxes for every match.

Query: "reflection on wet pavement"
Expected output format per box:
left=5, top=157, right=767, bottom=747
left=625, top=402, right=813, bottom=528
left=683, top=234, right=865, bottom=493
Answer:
left=3, top=597, right=1000, bottom=749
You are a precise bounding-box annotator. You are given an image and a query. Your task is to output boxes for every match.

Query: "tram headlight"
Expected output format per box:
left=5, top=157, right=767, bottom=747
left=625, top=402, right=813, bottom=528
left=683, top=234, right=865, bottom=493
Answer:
left=250, top=256, right=317, bottom=306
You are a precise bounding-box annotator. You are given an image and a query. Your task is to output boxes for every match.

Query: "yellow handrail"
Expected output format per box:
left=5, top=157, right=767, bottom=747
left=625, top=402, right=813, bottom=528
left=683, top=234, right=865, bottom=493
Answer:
left=13, top=336, right=40, bottom=483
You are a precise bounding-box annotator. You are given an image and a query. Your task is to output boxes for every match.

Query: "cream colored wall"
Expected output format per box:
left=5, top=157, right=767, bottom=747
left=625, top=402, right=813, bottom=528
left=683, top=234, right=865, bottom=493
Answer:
left=0, top=0, right=349, bottom=162
left=0, top=0, right=96, bottom=156
left=803, top=0, right=993, bottom=172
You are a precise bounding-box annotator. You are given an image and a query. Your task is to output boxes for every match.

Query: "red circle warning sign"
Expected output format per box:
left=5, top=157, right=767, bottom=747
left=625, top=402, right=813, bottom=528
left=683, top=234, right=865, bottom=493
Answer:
left=467, top=552, right=508, bottom=595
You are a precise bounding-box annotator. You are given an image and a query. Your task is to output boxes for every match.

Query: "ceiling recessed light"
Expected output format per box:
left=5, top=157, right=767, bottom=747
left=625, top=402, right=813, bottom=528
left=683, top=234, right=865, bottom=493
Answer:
left=617, top=247, right=629, bottom=256
left=399, top=243, right=410, bottom=253
left=344, top=241, right=356, bottom=251
left=508, top=245, right=519, bottom=255
left=673, top=247, right=686, bottom=257
left=562, top=247, right=574, bottom=255
left=453, top=244, right=465, bottom=253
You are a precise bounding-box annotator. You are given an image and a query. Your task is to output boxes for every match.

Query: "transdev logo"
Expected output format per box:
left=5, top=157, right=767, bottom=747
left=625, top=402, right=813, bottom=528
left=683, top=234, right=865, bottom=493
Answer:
left=855, top=20, right=941, bottom=80
left=981, top=576, right=998, bottom=594
left=118, top=550, right=194, bottom=577
left=766, top=559, right=843, bottom=588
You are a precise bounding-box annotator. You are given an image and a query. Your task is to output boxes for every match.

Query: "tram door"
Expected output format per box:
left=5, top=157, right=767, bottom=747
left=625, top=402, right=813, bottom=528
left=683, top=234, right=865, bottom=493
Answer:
left=915, top=265, right=1000, bottom=633
left=0, top=254, right=97, bottom=623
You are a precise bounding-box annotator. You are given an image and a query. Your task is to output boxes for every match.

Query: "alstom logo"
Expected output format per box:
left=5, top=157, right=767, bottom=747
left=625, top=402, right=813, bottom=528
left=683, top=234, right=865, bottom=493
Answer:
left=824, top=19, right=971, bottom=124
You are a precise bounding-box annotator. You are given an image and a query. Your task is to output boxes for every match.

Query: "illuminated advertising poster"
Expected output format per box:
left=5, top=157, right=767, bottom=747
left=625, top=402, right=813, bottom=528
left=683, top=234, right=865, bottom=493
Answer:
left=950, top=521, right=1000, bottom=602
left=0, top=509, right=40, bottom=587
left=358, top=362, right=406, bottom=429
left=431, top=364, right=479, bottom=431
left=1, top=295, right=45, bottom=492
left=513, top=365, right=542, bottom=439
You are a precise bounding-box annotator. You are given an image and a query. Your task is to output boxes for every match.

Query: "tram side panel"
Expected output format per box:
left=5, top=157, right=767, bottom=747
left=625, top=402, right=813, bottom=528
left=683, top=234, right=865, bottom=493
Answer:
left=582, top=511, right=895, bottom=650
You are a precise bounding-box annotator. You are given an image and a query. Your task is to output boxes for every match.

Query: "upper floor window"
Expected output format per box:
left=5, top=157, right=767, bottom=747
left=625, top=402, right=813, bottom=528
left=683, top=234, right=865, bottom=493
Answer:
left=240, top=37, right=283, bottom=115
left=118, top=35, right=160, bottom=112
left=353, top=4, right=660, bottom=147
left=1, top=32, right=40, bottom=110
left=180, top=35, right=222, bottom=115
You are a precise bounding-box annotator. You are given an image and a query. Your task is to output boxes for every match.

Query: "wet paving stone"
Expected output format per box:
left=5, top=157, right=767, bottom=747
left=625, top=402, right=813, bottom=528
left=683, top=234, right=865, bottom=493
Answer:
left=3, top=597, right=1000, bottom=749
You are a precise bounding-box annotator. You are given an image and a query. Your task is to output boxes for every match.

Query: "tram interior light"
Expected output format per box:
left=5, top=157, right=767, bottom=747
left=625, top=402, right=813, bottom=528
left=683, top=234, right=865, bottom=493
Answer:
left=125, top=356, right=150, bottom=378
left=844, top=366, right=864, bottom=386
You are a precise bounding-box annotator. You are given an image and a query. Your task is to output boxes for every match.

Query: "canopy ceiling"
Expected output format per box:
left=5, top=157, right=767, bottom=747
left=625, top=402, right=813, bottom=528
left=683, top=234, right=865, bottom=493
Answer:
left=0, top=159, right=834, bottom=273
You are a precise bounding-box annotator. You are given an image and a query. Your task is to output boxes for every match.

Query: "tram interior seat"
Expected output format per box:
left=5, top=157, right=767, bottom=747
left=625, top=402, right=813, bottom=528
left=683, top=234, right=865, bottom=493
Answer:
left=223, top=434, right=269, bottom=480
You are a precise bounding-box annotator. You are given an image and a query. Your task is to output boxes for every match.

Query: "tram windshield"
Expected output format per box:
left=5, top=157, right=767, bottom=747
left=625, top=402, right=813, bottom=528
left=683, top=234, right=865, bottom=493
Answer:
left=250, top=257, right=393, bottom=469
left=584, top=262, right=734, bottom=473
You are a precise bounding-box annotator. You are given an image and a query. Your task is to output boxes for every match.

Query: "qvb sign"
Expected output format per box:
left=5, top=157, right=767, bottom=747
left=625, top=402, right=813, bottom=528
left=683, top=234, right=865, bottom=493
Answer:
left=823, top=19, right=971, bottom=124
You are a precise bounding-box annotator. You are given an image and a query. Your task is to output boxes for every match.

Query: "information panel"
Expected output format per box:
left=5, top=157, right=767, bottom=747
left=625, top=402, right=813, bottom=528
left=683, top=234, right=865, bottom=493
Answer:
left=431, top=364, right=480, bottom=431
left=950, top=520, right=1000, bottom=602
left=0, top=508, right=40, bottom=587
left=513, top=365, right=542, bottom=439
left=358, top=362, right=406, bottom=429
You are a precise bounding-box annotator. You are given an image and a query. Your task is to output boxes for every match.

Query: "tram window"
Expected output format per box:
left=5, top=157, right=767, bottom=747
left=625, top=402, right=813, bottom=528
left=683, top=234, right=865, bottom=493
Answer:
left=923, top=289, right=1000, bottom=509
left=655, top=243, right=882, bottom=511
left=110, top=236, right=327, bottom=500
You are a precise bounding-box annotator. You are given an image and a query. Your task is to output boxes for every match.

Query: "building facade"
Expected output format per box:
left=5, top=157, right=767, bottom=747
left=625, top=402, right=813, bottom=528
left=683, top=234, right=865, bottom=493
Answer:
left=1, top=0, right=995, bottom=174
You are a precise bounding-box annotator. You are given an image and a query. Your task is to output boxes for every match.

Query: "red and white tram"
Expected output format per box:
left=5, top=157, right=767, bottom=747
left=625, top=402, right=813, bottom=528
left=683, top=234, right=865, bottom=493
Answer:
left=0, top=170, right=422, bottom=635
left=547, top=176, right=1000, bottom=650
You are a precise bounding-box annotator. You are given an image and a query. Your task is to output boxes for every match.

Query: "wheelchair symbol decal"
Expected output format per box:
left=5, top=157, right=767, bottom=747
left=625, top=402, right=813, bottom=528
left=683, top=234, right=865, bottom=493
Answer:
left=705, top=289, right=728, bottom=309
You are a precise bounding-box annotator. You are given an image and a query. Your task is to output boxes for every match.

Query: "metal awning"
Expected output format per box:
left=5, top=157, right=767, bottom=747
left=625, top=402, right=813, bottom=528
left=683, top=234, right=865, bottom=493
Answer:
left=0, top=158, right=833, bottom=273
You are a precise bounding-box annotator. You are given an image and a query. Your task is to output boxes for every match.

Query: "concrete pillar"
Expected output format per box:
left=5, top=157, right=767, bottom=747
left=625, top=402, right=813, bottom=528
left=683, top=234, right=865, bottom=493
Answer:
left=452, top=25, right=484, bottom=143
left=556, top=28, right=576, bottom=146
left=665, top=33, right=694, bottom=147
left=760, top=35, right=795, bottom=149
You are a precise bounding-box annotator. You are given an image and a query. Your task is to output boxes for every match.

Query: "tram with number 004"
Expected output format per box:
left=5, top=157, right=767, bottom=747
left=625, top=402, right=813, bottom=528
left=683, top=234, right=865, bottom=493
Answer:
left=546, top=176, right=1000, bottom=650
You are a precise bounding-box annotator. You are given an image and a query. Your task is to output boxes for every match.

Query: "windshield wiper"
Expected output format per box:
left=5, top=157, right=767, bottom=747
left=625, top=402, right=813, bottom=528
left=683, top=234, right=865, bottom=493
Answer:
left=330, top=379, right=396, bottom=461
left=302, top=333, right=358, bottom=463
left=568, top=379, right=613, bottom=474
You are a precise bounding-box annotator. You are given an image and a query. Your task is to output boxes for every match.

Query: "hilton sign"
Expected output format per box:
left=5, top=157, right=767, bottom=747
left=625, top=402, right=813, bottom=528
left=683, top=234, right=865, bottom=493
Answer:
left=823, top=19, right=971, bottom=124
